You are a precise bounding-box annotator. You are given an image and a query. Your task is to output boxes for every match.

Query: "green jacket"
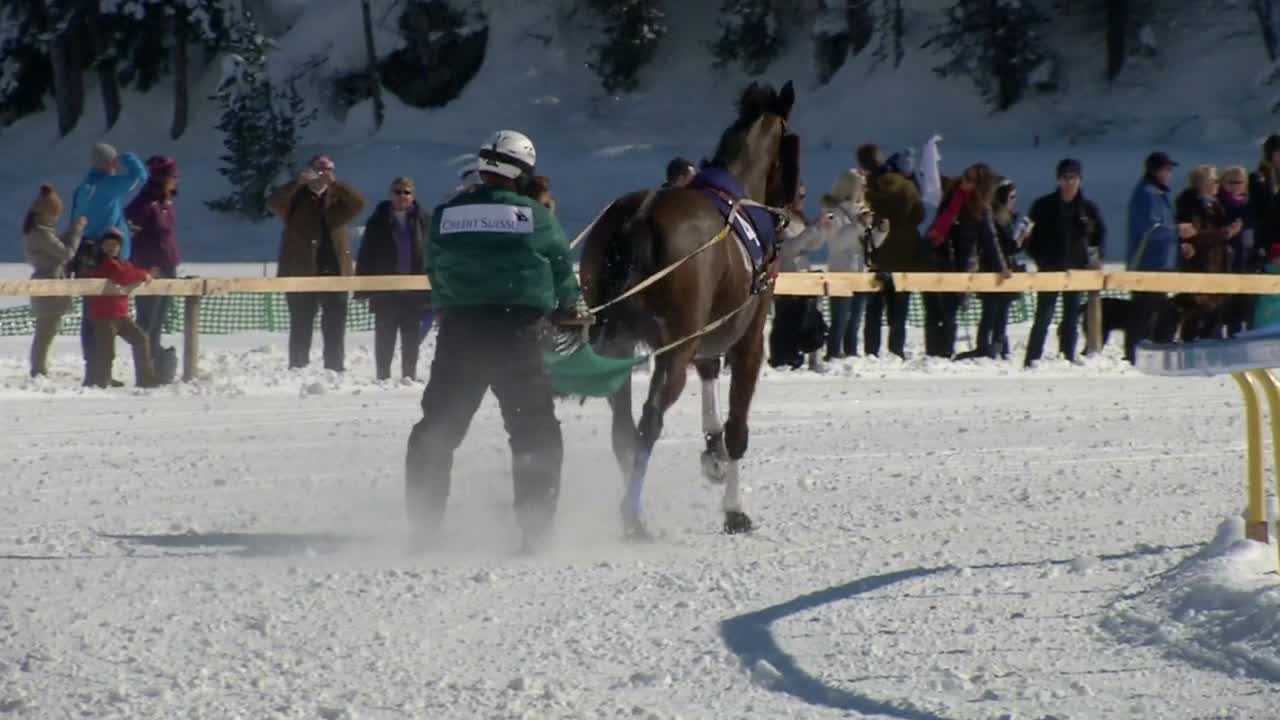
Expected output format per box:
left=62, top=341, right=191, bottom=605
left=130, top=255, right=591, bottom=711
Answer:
left=426, top=186, right=581, bottom=312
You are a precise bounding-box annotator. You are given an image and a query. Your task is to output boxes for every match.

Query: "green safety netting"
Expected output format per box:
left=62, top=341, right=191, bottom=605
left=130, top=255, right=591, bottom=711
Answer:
left=0, top=289, right=1132, bottom=337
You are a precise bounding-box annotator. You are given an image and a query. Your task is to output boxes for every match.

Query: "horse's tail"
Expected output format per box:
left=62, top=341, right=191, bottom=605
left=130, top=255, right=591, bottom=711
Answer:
left=585, top=190, right=659, bottom=352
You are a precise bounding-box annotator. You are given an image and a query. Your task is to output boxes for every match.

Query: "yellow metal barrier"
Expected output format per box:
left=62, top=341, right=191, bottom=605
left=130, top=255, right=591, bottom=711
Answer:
left=1232, top=372, right=1269, bottom=543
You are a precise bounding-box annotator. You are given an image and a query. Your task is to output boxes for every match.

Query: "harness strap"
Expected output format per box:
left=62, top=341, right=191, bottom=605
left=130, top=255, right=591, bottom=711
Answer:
left=582, top=191, right=788, bottom=315
left=645, top=292, right=758, bottom=359
left=587, top=198, right=743, bottom=314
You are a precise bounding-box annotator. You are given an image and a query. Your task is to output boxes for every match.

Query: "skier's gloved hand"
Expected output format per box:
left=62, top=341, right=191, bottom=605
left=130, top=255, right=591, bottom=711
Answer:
left=550, top=298, right=593, bottom=327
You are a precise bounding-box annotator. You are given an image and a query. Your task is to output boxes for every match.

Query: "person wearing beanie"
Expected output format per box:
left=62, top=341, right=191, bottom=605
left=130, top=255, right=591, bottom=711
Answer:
left=1125, top=150, right=1191, bottom=363
left=85, top=228, right=158, bottom=389
left=663, top=157, right=697, bottom=189
left=267, top=153, right=366, bottom=372
left=22, top=184, right=87, bottom=378
left=69, top=141, right=148, bottom=386
left=125, top=155, right=182, bottom=383
left=1023, top=157, right=1106, bottom=368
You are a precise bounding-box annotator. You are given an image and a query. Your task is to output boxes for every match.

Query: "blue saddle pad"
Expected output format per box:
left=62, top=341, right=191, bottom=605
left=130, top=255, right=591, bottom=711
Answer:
left=688, top=166, right=778, bottom=281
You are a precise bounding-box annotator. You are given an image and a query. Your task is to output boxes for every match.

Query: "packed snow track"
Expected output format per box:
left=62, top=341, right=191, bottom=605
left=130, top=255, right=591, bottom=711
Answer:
left=3, top=340, right=1280, bottom=719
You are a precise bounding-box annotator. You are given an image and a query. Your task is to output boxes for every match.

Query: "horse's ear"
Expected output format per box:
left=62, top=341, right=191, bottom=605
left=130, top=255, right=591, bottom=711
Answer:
left=776, top=81, right=795, bottom=119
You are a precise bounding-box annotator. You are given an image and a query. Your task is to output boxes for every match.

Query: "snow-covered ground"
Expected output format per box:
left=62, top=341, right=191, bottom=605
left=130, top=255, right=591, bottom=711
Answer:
left=4, top=331, right=1280, bottom=718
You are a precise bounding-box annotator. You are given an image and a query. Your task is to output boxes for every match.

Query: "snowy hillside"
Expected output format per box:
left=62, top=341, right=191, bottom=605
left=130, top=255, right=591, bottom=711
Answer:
left=0, top=0, right=1277, bottom=262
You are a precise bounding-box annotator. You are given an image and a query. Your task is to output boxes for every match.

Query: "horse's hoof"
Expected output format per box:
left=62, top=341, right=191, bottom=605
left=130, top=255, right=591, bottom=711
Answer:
left=700, top=451, right=728, bottom=485
left=623, top=521, right=656, bottom=543
left=723, top=511, right=754, bottom=535
left=621, top=511, right=655, bottom=543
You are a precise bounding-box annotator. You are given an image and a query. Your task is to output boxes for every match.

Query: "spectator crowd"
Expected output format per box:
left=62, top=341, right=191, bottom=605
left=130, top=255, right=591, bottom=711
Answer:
left=19, top=135, right=1280, bottom=387
left=765, top=136, right=1280, bottom=370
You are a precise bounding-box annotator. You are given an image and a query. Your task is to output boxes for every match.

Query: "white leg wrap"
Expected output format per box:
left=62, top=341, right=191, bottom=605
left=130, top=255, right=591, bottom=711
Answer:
left=701, top=378, right=720, bottom=435
left=721, top=460, right=743, bottom=513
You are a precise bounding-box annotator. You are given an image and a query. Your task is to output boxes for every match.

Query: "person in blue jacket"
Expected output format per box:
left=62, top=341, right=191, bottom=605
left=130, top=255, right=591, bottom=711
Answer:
left=69, top=142, right=148, bottom=386
left=1125, top=151, right=1195, bottom=363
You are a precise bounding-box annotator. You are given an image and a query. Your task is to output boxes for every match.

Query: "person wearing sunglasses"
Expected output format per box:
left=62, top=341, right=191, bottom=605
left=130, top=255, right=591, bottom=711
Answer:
left=268, top=154, right=366, bottom=372
left=355, top=177, right=431, bottom=382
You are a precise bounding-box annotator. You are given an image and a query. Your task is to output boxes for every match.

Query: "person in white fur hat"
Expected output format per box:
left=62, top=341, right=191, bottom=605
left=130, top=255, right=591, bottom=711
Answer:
left=818, top=168, right=890, bottom=359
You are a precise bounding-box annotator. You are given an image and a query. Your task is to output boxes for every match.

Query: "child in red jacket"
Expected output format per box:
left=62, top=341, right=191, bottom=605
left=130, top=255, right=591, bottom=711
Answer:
left=88, top=227, right=157, bottom=388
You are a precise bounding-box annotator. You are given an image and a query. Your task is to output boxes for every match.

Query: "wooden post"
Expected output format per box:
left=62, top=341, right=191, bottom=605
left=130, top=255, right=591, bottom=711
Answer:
left=1084, top=291, right=1103, bottom=354
left=182, top=295, right=201, bottom=382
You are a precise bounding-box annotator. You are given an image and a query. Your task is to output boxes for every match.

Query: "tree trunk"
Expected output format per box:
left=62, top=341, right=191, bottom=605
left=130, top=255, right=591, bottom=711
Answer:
left=1105, top=0, right=1129, bottom=81
left=1257, top=0, right=1280, bottom=62
left=83, top=5, right=122, bottom=130
left=360, top=0, right=385, bottom=130
left=50, top=12, right=85, bottom=137
left=171, top=15, right=190, bottom=139
left=847, top=0, right=874, bottom=56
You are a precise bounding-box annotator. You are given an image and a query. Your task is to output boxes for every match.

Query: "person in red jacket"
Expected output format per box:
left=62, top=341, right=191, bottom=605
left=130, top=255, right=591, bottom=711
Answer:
left=88, top=227, right=157, bottom=388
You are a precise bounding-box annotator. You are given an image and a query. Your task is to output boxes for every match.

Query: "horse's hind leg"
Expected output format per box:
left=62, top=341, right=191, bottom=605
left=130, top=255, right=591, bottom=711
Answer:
left=721, top=307, right=769, bottom=535
left=695, top=358, right=729, bottom=484
left=603, top=336, right=640, bottom=479
left=608, top=370, right=639, bottom=480
left=623, top=343, right=697, bottom=540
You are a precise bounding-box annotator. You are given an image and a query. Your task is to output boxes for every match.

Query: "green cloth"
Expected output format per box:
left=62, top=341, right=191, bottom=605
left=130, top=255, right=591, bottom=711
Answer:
left=426, top=186, right=581, bottom=312
left=542, top=344, right=648, bottom=398
left=1255, top=263, right=1280, bottom=329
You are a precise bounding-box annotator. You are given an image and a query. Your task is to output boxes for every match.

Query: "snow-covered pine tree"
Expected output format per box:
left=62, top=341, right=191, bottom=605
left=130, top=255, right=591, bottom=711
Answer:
left=712, top=0, right=784, bottom=76
left=923, top=0, right=1050, bottom=112
left=206, top=10, right=316, bottom=220
left=813, top=0, right=874, bottom=84
left=0, top=0, right=57, bottom=125
left=871, top=0, right=906, bottom=69
left=587, top=0, right=666, bottom=94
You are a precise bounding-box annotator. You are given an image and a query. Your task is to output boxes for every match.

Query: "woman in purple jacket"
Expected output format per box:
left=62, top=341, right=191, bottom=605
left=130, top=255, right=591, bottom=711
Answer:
left=125, top=156, right=180, bottom=381
left=355, top=176, right=431, bottom=381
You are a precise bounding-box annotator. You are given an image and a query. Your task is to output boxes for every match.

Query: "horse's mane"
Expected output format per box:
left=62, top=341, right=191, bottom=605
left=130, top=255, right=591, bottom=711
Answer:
left=711, top=83, right=783, bottom=167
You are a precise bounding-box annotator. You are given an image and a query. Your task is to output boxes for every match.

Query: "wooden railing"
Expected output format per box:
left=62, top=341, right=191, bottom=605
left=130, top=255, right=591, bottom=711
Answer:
left=0, top=271, right=1272, bottom=381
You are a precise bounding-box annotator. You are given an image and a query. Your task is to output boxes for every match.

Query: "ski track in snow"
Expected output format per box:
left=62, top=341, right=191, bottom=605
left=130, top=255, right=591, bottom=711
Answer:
left=3, top=334, right=1280, bottom=718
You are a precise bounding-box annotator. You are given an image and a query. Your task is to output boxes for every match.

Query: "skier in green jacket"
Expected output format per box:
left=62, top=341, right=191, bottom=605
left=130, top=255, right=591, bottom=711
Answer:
left=406, top=129, right=586, bottom=552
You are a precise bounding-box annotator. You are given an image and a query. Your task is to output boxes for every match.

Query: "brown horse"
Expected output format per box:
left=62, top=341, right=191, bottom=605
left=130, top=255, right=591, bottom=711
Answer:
left=577, top=82, right=799, bottom=540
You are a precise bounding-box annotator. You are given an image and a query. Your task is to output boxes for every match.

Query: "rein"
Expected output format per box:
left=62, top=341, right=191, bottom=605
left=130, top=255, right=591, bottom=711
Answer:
left=585, top=194, right=786, bottom=315
left=575, top=192, right=786, bottom=361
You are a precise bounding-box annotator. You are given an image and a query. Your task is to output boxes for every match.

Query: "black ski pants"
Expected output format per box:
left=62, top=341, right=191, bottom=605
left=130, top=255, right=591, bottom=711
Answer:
left=405, top=306, right=562, bottom=537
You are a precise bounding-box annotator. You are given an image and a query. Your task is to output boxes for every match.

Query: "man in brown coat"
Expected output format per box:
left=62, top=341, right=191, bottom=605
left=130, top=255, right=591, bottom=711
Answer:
left=268, top=154, right=366, bottom=371
left=859, top=143, right=926, bottom=359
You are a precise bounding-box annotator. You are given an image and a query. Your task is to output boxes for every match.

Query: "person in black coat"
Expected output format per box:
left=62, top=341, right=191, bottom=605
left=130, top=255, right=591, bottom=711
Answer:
left=1023, top=158, right=1106, bottom=368
left=956, top=178, right=1022, bottom=360
left=355, top=176, right=431, bottom=381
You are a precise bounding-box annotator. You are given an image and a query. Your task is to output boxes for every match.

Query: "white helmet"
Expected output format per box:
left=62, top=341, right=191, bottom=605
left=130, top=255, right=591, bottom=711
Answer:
left=477, top=130, right=536, bottom=180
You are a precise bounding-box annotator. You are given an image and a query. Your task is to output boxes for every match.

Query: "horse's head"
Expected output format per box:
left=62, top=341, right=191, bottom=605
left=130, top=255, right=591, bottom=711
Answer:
left=711, top=80, right=799, bottom=208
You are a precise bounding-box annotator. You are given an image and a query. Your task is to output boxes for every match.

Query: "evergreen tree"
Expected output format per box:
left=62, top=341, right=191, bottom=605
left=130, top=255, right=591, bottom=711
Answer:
left=206, top=10, right=316, bottom=220
left=587, top=0, right=667, bottom=94
left=712, top=0, right=784, bottom=76
left=812, top=0, right=874, bottom=85
left=0, top=0, right=57, bottom=124
left=871, top=0, right=906, bottom=69
left=923, top=0, right=1050, bottom=111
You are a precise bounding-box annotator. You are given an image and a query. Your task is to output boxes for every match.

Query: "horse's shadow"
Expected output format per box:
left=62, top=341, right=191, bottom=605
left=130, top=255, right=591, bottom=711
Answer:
left=98, top=531, right=363, bottom=558
left=720, top=566, right=952, bottom=720
left=719, top=543, right=1203, bottom=719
